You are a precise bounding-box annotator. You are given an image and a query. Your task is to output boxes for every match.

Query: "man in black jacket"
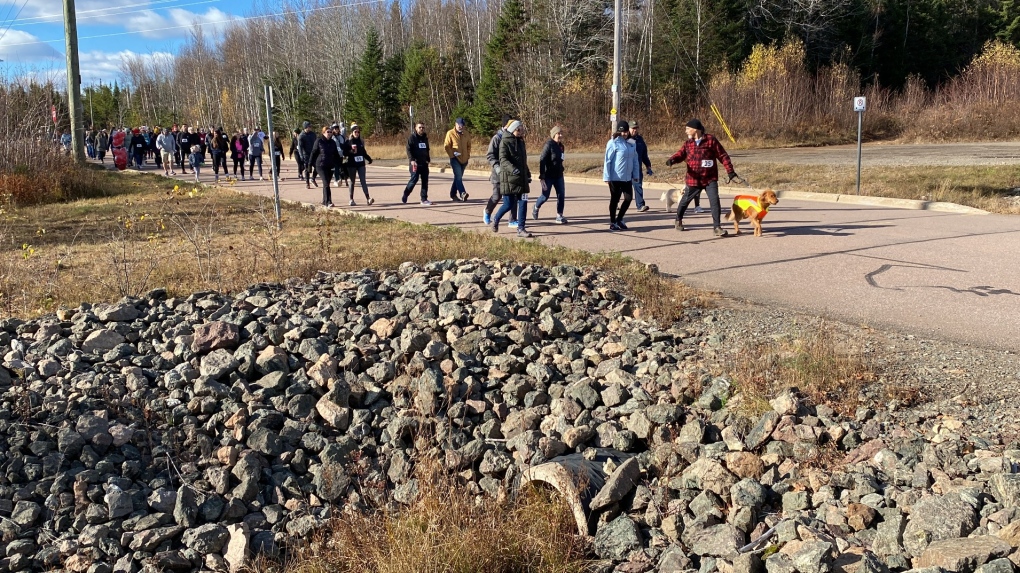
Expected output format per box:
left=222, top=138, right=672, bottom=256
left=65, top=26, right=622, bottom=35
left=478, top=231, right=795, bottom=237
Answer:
left=533, top=126, right=568, bottom=223
left=402, top=122, right=432, bottom=205
left=629, top=121, right=654, bottom=212
left=177, top=126, right=193, bottom=174
left=298, top=122, right=318, bottom=189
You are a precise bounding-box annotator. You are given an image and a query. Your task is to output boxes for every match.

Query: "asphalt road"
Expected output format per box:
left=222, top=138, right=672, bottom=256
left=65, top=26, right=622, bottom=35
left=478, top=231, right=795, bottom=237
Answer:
left=159, top=160, right=1020, bottom=352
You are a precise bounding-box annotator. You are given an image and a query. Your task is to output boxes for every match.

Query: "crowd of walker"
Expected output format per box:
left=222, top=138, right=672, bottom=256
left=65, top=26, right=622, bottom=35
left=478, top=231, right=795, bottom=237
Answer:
left=75, top=115, right=740, bottom=239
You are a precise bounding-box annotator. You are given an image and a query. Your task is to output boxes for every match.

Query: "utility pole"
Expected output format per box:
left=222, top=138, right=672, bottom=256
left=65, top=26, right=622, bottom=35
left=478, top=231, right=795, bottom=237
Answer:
left=264, top=85, right=282, bottom=229
left=611, top=0, right=621, bottom=130
left=63, top=0, right=85, bottom=163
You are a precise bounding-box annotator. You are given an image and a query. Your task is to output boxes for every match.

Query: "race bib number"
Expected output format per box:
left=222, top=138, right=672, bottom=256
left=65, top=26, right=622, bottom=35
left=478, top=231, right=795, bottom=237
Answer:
left=418, top=143, right=427, bottom=149
left=274, top=151, right=281, bottom=156
left=521, top=194, right=529, bottom=201
left=700, top=159, right=714, bottom=168
left=354, top=156, right=364, bottom=163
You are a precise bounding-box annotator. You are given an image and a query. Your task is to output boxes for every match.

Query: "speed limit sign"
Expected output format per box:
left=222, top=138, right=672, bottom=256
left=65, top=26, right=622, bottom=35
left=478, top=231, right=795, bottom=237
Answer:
left=853, top=97, right=867, bottom=112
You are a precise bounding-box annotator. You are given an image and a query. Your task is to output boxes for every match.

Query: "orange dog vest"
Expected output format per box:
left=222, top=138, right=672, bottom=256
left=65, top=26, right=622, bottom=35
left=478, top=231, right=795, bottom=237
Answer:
left=733, top=195, right=771, bottom=220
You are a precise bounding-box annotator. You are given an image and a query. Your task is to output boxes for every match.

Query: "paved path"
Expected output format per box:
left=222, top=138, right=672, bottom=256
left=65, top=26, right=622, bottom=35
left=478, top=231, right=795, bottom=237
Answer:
left=157, top=160, right=1020, bottom=352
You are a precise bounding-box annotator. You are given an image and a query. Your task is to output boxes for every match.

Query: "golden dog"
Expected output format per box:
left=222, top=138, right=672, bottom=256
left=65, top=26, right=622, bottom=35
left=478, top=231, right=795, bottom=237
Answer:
left=726, top=189, right=778, bottom=236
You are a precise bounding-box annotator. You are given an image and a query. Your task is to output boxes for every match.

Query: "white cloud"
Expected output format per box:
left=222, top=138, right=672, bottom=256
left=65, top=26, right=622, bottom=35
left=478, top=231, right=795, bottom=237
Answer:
left=11, top=0, right=147, bottom=22
left=124, top=7, right=237, bottom=38
left=9, top=49, right=175, bottom=86
left=0, top=29, right=62, bottom=62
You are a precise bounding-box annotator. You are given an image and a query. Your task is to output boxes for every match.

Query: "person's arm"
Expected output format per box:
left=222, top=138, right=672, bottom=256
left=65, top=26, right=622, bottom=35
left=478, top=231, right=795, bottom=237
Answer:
left=364, top=146, right=372, bottom=164
left=631, top=147, right=641, bottom=182
left=486, top=135, right=499, bottom=169
left=309, top=141, right=320, bottom=166
left=603, top=140, right=614, bottom=182
left=715, top=139, right=736, bottom=179
left=639, top=139, right=652, bottom=171
left=539, top=141, right=551, bottom=180
left=443, top=130, right=455, bottom=159
left=666, top=144, right=687, bottom=166
left=406, top=135, right=415, bottom=162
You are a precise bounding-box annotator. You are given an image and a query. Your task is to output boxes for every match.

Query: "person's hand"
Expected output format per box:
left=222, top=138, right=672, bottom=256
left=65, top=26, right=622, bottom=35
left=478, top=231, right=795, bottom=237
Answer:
left=368, top=158, right=373, bottom=164
left=727, top=171, right=738, bottom=182
left=666, top=158, right=676, bottom=167
left=454, top=152, right=461, bottom=157
left=541, top=180, right=549, bottom=194
left=646, top=168, right=654, bottom=176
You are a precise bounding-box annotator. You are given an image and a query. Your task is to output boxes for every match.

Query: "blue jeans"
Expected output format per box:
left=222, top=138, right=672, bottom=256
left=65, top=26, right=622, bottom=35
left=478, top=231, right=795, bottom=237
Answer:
left=449, top=158, right=467, bottom=199
left=535, top=177, right=565, bottom=215
left=494, top=194, right=527, bottom=230
left=634, top=172, right=646, bottom=208
left=249, top=155, right=263, bottom=178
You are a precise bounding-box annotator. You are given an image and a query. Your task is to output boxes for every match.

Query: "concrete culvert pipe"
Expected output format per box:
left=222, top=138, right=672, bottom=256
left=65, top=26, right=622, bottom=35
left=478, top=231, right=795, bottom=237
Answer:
left=519, top=449, right=633, bottom=536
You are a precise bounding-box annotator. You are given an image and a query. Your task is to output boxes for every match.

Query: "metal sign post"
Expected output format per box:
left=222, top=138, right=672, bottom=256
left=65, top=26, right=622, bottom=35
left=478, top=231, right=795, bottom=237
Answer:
left=854, top=96, right=866, bottom=196
left=264, top=85, right=282, bottom=229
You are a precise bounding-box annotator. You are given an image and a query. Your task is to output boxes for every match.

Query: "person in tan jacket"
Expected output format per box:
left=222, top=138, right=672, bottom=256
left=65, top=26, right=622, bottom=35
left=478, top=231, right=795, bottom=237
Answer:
left=443, top=117, right=471, bottom=201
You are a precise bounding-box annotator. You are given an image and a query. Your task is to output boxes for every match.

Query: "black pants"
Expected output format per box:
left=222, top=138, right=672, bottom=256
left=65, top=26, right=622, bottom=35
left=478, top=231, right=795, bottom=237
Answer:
left=296, top=156, right=306, bottom=178
left=232, top=156, right=245, bottom=177
left=348, top=163, right=370, bottom=200
left=306, top=161, right=317, bottom=185
left=212, top=151, right=227, bottom=175
left=177, top=151, right=187, bottom=173
left=403, top=163, right=429, bottom=201
left=676, top=181, right=722, bottom=227
left=317, top=166, right=333, bottom=205
left=608, top=181, right=633, bottom=224
left=272, top=153, right=282, bottom=177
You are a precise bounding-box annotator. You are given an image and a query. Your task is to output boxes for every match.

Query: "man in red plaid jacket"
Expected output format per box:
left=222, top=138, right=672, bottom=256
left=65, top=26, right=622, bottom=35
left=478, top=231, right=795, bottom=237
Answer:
left=666, top=119, right=739, bottom=237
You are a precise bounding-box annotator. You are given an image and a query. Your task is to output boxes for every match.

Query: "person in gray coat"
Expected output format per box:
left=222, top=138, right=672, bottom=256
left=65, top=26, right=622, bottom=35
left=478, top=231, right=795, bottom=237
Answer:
left=491, top=120, right=533, bottom=238
left=483, top=115, right=516, bottom=227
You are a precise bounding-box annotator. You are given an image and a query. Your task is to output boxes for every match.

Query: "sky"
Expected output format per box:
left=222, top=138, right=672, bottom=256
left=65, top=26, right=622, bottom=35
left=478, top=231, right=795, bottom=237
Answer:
left=0, top=0, right=248, bottom=85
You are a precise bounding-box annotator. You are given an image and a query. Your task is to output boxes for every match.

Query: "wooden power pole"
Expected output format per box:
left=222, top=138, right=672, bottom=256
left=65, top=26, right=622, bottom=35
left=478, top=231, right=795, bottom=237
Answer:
left=63, top=0, right=85, bottom=164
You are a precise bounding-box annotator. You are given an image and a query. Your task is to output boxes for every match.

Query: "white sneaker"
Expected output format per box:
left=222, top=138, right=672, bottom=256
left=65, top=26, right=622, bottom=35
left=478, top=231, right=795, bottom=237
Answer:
left=421, top=200, right=433, bottom=206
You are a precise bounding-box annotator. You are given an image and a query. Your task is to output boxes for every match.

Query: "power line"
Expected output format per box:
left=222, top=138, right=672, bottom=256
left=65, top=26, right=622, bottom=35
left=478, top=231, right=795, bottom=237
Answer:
left=1, top=0, right=385, bottom=48
left=10, top=0, right=222, bottom=27
left=0, top=0, right=32, bottom=46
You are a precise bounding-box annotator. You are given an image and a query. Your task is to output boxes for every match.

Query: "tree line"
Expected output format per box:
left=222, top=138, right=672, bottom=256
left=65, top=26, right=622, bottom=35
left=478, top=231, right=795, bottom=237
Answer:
left=7, top=0, right=1020, bottom=145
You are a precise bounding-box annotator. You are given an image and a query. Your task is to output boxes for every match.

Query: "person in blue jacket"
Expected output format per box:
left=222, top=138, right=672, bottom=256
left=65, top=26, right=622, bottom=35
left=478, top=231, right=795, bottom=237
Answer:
left=602, top=120, right=641, bottom=231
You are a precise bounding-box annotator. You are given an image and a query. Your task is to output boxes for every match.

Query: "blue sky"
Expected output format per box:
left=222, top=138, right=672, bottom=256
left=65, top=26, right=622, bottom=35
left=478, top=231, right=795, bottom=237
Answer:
left=0, top=0, right=249, bottom=85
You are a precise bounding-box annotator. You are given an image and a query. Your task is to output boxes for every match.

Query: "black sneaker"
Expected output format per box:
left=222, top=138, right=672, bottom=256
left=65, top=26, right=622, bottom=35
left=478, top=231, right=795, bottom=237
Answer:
left=617, top=221, right=629, bottom=230
left=713, top=227, right=728, bottom=237
left=532, top=204, right=539, bottom=219
left=675, top=220, right=685, bottom=231
left=609, top=223, right=621, bottom=231
left=517, top=229, right=533, bottom=238
left=401, top=193, right=409, bottom=204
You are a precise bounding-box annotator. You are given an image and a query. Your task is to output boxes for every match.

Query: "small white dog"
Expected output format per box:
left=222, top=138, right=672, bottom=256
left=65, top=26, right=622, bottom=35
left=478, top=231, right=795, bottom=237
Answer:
left=660, top=188, right=681, bottom=211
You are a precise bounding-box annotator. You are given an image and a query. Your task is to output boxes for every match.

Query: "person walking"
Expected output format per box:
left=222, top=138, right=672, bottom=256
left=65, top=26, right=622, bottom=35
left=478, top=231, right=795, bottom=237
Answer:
left=533, top=126, right=568, bottom=224
left=156, top=127, right=177, bottom=176
left=248, top=129, right=265, bottom=180
left=298, top=122, right=318, bottom=189
left=603, top=120, right=640, bottom=231
left=666, top=118, right=738, bottom=236
left=308, top=125, right=341, bottom=208
left=85, top=128, right=96, bottom=159
left=269, top=131, right=285, bottom=181
left=342, top=123, right=374, bottom=206
left=628, top=121, right=654, bottom=212
left=211, top=127, right=229, bottom=183
left=177, top=126, right=194, bottom=174
left=130, top=128, right=146, bottom=169
left=96, top=129, right=109, bottom=163
left=402, top=121, right=432, bottom=205
left=443, top=117, right=471, bottom=202
left=290, top=128, right=303, bottom=180
left=229, top=130, right=247, bottom=180
left=330, top=123, right=347, bottom=187
left=483, top=115, right=515, bottom=226
left=188, top=144, right=204, bottom=182
left=492, top=120, right=533, bottom=238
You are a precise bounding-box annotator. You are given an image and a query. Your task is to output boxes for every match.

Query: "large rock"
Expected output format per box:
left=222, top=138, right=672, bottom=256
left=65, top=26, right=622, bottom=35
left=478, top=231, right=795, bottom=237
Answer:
left=81, top=329, right=125, bottom=353
left=679, top=458, right=739, bottom=500
left=687, top=524, right=745, bottom=558
left=916, top=536, right=1012, bottom=572
left=594, top=515, right=642, bottom=561
left=200, top=348, right=240, bottom=379
left=182, top=524, right=230, bottom=553
left=903, top=494, right=979, bottom=556
left=990, top=474, right=1020, bottom=509
left=589, top=457, right=641, bottom=512
left=96, top=301, right=140, bottom=322
left=191, top=321, right=241, bottom=353
left=745, top=411, right=780, bottom=451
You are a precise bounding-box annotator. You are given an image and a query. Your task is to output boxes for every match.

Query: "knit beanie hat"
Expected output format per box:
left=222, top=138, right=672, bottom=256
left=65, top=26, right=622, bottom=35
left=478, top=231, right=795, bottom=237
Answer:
left=550, top=126, right=562, bottom=138
left=686, top=118, right=706, bottom=132
left=616, top=120, right=629, bottom=133
left=507, top=120, right=522, bottom=134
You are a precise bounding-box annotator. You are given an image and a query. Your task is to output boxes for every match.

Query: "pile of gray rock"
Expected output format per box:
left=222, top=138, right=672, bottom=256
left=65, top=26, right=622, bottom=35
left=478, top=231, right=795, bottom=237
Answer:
left=0, top=259, right=1017, bottom=573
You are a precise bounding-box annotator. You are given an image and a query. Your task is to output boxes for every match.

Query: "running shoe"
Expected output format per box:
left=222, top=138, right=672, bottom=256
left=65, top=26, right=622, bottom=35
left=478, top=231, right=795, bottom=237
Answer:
left=483, top=209, right=491, bottom=225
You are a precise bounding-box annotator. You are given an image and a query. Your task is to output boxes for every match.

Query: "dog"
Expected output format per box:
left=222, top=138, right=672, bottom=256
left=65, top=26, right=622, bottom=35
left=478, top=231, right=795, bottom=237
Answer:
left=661, top=188, right=681, bottom=212
left=726, top=189, right=778, bottom=236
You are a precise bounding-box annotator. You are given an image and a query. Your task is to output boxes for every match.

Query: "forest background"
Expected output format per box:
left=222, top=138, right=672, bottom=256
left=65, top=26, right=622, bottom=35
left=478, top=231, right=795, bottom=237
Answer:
left=3, top=0, right=1020, bottom=150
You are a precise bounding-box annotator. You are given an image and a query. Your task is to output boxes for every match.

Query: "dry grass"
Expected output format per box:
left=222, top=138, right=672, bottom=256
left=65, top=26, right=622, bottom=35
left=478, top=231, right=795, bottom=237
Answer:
left=729, top=325, right=878, bottom=416
left=732, top=163, right=1020, bottom=214
left=0, top=170, right=710, bottom=322
left=256, top=461, right=589, bottom=573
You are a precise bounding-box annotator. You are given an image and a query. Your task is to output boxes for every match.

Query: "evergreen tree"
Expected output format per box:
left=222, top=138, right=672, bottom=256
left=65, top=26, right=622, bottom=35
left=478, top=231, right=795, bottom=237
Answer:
left=998, top=0, right=1020, bottom=47
left=344, top=27, right=385, bottom=136
left=379, top=51, right=405, bottom=133
left=470, top=0, right=528, bottom=132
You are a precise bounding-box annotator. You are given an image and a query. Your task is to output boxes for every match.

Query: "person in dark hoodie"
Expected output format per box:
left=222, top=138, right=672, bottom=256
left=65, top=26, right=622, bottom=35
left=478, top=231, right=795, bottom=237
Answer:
left=177, top=126, right=194, bottom=174
left=211, top=127, right=229, bottom=183
left=289, top=128, right=303, bottom=179
left=483, top=115, right=515, bottom=227
left=533, top=126, right=568, bottom=224
left=297, top=122, right=318, bottom=189
left=307, top=125, right=341, bottom=208
left=342, top=123, right=373, bottom=206
left=402, top=121, right=431, bottom=205
left=628, top=121, right=653, bottom=212
left=492, top=120, right=533, bottom=238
